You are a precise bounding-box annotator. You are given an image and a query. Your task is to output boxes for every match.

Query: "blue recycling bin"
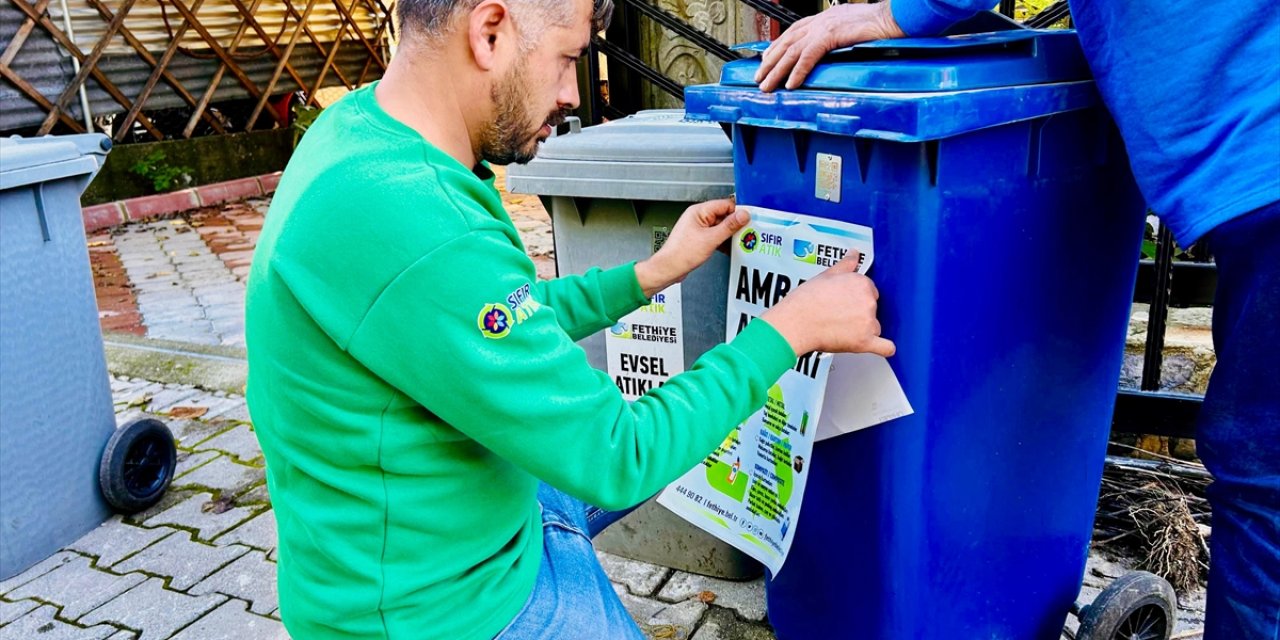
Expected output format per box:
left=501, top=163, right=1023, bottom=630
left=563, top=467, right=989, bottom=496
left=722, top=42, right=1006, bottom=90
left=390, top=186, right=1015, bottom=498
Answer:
left=685, top=25, right=1145, bottom=640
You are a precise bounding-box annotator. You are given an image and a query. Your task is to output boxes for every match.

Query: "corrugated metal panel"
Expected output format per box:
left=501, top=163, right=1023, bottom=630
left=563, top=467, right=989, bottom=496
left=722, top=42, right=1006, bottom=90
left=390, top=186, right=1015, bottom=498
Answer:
left=1, top=2, right=384, bottom=132
left=46, top=0, right=387, bottom=58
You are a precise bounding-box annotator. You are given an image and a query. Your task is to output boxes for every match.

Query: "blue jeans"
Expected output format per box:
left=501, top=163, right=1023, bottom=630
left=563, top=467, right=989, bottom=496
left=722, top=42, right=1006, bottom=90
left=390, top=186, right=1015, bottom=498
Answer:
left=494, top=484, right=646, bottom=640
left=1199, top=202, right=1280, bottom=640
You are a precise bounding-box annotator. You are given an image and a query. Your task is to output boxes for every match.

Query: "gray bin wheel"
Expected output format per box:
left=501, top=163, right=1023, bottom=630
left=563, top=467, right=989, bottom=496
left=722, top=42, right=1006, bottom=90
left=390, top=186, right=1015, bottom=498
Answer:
left=1077, top=571, right=1177, bottom=640
left=99, top=418, right=177, bottom=513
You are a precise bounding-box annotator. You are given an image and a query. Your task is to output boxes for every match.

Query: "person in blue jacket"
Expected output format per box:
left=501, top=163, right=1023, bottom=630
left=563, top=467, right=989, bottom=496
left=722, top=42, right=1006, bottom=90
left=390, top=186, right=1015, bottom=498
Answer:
left=755, top=2, right=1279, bottom=638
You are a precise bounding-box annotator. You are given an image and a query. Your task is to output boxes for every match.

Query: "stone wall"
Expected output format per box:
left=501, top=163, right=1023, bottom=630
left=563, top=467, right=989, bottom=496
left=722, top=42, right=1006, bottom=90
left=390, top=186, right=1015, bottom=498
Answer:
left=1122, top=304, right=1215, bottom=460
left=638, top=1, right=775, bottom=110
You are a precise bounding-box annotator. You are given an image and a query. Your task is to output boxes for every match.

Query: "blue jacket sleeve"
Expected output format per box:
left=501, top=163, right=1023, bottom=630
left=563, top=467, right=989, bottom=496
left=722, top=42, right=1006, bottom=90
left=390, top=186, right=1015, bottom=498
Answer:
left=891, top=0, right=997, bottom=36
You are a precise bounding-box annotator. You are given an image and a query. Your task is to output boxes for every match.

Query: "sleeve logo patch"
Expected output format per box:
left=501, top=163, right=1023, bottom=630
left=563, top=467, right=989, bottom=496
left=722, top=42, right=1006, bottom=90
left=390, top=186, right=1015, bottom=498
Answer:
left=477, top=284, right=543, bottom=339
left=478, top=303, right=512, bottom=339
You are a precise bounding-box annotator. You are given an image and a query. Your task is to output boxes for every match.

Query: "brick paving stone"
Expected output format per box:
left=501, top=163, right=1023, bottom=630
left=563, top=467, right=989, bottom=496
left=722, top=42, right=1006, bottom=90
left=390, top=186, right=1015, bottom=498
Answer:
left=89, top=236, right=145, bottom=336
left=174, top=451, right=219, bottom=481
left=126, top=489, right=199, bottom=526
left=169, top=599, right=288, bottom=640
left=169, top=420, right=238, bottom=449
left=195, top=178, right=263, bottom=207
left=690, top=609, right=776, bottom=640
left=196, top=400, right=248, bottom=423
left=111, top=220, right=242, bottom=347
left=66, top=518, right=174, bottom=568
left=190, top=283, right=245, bottom=298
left=202, top=304, right=244, bottom=321
left=235, top=483, right=272, bottom=507
left=212, top=511, right=276, bottom=555
left=0, top=598, right=39, bottom=625
left=134, top=287, right=197, bottom=303
left=0, top=604, right=120, bottom=640
left=128, top=280, right=182, bottom=294
left=143, top=387, right=205, bottom=414
left=193, top=424, right=262, bottom=463
left=614, top=584, right=667, bottom=622
left=111, top=382, right=166, bottom=410
left=658, top=574, right=767, bottom=622
left=114, top=530, right=248, bottom=591
left=80, top=578, right=225, bottom=640
left=218, top=403, right=252, bottom=424
left=110, top=377, right=143, bottom=394
left=162, top=397, right=246, bottom=425
left=172, top=454, right=264, bottom=496
left=84, top=203, right=125, bottom=232
left=615, top=584, right=708, bottom=640
left=597, top=550, right=672, bottom=596
left=188, top=551, right=277, bottom=615
left=645, top=599, right=708, bottom=640
left=0, top=551, right=78, bottom=595
left=142, top=493, right=261, bottom=541
left=5, top=554, right=146, bottom=620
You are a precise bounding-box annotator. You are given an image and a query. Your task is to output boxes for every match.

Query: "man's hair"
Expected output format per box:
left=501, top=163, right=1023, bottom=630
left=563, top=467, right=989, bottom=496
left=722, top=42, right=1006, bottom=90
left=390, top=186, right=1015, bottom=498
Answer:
left=395, top=0, right=613, bottom=44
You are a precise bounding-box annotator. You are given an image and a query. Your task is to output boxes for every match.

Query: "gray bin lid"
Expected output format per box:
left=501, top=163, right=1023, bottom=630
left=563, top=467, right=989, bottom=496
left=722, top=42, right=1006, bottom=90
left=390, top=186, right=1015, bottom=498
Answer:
left=506, top=110, right=734, bottom=202
left=1, top=135, right=109, bottom=193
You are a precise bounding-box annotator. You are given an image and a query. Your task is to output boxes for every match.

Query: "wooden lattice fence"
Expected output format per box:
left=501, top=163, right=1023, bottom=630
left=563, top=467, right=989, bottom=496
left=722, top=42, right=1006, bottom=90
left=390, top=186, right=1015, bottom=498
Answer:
left=0, top=0, right=394, bottom=141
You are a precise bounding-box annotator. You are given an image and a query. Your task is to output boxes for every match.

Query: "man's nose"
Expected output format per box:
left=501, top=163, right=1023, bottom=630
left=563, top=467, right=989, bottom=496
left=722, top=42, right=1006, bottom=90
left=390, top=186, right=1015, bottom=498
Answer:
left=559, top=70, right=581, bottom=110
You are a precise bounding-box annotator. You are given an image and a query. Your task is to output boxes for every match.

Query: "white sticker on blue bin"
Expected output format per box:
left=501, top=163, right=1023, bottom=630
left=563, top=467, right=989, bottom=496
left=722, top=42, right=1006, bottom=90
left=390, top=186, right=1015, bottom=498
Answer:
left=658, top=206, right=912, bottom=575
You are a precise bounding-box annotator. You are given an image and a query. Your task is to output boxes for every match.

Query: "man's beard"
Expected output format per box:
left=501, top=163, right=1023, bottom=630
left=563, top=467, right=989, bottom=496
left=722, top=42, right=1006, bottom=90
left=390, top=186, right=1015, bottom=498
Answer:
left=480, top=62, right=571, bottom=166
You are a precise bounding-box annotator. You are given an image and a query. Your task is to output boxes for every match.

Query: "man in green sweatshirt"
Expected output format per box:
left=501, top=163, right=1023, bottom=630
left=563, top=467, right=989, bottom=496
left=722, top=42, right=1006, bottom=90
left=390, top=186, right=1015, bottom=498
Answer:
left=245, top=1, right=894, bottom=638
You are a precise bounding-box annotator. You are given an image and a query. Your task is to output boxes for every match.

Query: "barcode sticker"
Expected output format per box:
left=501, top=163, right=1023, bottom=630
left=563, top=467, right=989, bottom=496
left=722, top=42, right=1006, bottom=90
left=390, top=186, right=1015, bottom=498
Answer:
left=816, top=153, right=842, bottom=203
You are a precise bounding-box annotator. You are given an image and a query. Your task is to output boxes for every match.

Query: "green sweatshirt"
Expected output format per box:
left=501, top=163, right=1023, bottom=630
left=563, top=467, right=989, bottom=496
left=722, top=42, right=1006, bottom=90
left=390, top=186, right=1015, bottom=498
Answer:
left=245, top=83, right=798, bottom=639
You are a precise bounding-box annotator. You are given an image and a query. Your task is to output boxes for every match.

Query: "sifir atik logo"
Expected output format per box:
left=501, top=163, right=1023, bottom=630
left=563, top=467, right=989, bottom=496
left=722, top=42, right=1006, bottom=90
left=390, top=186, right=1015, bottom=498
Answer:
left=477, top=283, right=543, bottom=339
left=477, top=303, right=511, bottom=339
left=742, top=228, right=783, bottom=256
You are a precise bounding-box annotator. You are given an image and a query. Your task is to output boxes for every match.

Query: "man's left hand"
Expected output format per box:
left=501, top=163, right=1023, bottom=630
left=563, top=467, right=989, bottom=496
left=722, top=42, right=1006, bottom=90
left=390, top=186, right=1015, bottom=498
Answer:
left=634, top=198, right=749, bottom=298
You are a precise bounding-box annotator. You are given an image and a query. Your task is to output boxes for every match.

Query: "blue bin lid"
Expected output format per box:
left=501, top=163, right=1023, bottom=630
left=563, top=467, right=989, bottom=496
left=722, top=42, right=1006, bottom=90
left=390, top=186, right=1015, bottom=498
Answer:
left=724, top=30, right=1089, bottom=93
left=685, top=27, right=1100, bottom=142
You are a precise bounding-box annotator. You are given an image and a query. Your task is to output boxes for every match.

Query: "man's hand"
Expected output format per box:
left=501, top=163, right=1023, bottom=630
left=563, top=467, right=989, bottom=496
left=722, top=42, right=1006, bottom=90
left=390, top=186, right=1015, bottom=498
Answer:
left=635, top=198, right=749, bottom=298
left=755, top=1, right=905, bottom=93
left=762, top=250, right=895, bottom=357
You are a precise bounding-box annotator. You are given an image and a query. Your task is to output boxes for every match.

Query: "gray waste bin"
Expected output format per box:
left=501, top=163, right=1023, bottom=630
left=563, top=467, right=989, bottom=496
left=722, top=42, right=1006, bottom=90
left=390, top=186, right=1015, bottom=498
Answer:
left=507, top=110, right=760, bottom=579
left=1, top=134, right=115, bottom=579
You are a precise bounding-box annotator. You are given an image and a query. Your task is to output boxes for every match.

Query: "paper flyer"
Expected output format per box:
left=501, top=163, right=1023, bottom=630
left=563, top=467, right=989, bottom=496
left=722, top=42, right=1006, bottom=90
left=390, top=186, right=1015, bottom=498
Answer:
left=607, top=227, right=684, bottom=400
left=658, top=207, right=911, bottom=574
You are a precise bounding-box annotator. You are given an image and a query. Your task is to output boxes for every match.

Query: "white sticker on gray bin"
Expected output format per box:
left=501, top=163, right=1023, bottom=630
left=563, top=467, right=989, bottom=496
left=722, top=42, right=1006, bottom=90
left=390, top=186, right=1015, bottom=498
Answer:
left=605, top=280, right=684, bottom=401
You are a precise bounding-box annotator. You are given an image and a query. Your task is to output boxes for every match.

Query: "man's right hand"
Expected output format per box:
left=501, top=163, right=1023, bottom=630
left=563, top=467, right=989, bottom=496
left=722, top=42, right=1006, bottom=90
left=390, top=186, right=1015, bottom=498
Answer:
left=762, top=251, right=895, bottom=358
left=755, top=1, right=906, bottom=93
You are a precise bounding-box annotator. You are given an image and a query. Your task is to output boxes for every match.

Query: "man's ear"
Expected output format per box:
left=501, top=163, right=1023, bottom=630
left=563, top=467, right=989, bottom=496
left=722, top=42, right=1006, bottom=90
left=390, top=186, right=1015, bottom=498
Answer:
left=468, top=0, right=515, bottom=72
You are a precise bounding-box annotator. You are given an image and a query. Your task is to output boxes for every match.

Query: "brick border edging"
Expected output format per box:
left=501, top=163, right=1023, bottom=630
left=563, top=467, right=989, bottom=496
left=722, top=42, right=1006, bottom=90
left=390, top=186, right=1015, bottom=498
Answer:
left=82, top=172, right=282, bottom=233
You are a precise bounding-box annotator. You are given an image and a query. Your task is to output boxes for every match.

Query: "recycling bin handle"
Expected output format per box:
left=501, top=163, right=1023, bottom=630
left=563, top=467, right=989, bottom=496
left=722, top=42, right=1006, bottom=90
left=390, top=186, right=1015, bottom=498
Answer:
left=710, top=106, right=871, bottom=137
left=552, top=117, right=582, bottom=137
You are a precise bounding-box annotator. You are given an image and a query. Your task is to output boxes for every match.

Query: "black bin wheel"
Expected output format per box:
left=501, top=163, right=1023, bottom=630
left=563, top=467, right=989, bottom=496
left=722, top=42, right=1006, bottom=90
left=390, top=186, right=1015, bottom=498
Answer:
left=1077, top=571, right=1178, bottom=640
left=99, top=418, right=177, bottom=513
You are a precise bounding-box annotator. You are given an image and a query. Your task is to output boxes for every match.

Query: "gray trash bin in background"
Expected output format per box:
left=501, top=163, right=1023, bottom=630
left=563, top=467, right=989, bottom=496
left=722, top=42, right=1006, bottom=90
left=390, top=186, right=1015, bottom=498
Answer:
left=1, top=134, right=114, bottom=579
left=507, top=110, right=761, bottom=579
